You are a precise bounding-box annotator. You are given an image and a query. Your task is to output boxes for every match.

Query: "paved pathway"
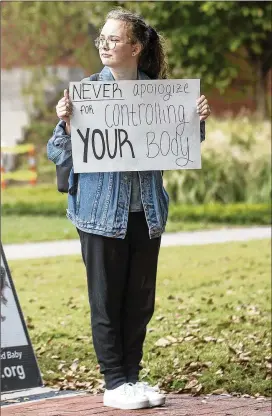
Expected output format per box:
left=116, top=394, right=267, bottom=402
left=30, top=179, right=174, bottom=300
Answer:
left=1, top=392, right=270, bottom=416
left=3, top=227, right=270, bottom=260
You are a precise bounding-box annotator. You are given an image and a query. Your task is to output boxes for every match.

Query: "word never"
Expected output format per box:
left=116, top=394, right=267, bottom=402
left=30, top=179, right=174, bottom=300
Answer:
left=72, top=83, right=123, bottom=101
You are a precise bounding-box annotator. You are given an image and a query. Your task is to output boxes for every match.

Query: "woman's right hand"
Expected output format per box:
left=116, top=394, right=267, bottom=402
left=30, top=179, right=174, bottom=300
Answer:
left=56, top=89, right=73, bottom=127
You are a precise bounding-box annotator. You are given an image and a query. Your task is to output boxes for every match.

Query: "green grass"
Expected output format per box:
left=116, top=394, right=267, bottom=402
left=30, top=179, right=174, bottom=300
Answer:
left=7, top=239, right=271, bottom=396
left=2, top=215, right=251, bottom=244
left=2, top=216, right=78, bottom=244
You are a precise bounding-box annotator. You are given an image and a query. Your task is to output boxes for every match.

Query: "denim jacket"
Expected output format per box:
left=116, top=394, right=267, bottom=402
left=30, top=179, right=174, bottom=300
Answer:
left=47, top=66, right=205, bottom=239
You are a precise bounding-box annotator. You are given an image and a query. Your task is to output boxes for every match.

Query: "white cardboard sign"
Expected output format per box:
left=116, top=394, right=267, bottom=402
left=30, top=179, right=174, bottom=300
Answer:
left=70, top=79, right=201, bottom=173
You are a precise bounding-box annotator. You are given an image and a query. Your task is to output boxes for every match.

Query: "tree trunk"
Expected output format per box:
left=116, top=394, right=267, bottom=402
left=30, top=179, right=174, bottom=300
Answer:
left=254, top=58, right=269, bottom=119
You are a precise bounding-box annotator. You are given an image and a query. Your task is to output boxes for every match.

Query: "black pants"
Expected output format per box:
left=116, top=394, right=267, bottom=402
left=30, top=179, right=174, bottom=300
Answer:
left=77, top=212, right=161, bottom=390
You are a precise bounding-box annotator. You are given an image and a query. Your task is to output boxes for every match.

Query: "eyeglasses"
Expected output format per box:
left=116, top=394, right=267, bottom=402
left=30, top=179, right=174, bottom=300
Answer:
left=94, top=36, right=131, bottom=50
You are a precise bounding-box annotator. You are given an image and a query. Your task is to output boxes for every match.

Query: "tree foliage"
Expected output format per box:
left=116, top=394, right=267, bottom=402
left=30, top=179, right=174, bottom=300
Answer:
left=2, top=1, right=271, bottom=117
left=119, top=1, right=271, bottom=117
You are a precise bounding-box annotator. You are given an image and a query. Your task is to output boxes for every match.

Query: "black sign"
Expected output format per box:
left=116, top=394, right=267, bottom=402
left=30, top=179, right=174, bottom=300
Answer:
left=1, top=243, right=43, bottom=392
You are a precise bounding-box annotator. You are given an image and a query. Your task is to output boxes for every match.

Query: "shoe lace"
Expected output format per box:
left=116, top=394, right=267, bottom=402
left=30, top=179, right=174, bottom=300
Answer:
left=136, top=381, right=159, bottom=393
left=123, top=382, right=137, bottom=397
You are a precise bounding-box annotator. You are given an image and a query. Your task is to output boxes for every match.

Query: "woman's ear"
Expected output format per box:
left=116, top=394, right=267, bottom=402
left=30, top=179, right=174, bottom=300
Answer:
left=132, top=42, right=142, bottom=57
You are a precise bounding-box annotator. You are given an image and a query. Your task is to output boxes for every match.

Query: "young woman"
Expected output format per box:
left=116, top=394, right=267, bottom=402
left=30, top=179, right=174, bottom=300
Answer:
left=47, top=8, right=211, bottom=411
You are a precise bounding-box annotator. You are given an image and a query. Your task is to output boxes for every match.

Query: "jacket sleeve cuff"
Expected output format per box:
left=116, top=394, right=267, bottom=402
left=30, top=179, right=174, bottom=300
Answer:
left=53, top=120, right=71, bottom=149
left=200, top=120, right=205, bottom=143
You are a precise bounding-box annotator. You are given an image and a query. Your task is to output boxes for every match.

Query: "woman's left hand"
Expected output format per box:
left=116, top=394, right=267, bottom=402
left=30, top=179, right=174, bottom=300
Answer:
left=197, top=95, right=211, bottom=121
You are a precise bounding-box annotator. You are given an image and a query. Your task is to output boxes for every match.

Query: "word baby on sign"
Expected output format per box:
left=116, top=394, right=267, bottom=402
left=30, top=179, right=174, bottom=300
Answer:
left=70, top=79, right=201, bottom=173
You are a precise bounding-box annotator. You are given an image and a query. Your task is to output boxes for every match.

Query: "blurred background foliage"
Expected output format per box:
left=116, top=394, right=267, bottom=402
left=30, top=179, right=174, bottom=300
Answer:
left=3, top=1, right=271, bottom=117
left=1, top=1, right=271, bottom=206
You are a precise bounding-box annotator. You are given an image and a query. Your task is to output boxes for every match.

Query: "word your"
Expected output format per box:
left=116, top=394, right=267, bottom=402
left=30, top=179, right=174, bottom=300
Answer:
left=146, top=123, right=193, bottom=167
left=133, top=82, right=189, bottom=101
left=77, top=128, right=135, bottom=163
left=72, top=83, right=123, bottom=101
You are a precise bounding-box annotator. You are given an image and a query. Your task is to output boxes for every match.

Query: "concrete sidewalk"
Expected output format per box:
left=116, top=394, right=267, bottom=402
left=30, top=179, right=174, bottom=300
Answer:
left=1, top=392, right=270, bottom=416
left=3, top=226, right=271, bottom=260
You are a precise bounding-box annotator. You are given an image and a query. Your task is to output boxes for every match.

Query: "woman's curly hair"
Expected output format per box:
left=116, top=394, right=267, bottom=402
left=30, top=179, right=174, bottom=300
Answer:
left=104, top=8, right=168, bottom=79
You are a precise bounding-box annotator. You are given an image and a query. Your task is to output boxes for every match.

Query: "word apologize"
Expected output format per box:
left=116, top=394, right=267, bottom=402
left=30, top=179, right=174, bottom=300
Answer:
left=70, top=79, right=201, bottom=172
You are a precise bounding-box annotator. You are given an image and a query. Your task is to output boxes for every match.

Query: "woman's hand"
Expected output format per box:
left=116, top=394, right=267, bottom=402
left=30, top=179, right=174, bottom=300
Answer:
left=197, top=95, right=211, bottom=121
left=56, top=89, right=73, bottom=126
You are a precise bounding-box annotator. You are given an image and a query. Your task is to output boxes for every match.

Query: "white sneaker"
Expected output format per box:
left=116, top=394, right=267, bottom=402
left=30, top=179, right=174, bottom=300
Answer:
left=135, top=381, right=166, bottom=407
left=103, top=382, right=149, bottom=410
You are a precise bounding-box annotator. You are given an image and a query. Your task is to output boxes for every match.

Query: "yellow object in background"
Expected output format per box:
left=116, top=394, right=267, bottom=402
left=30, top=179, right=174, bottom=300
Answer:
left=1, top=144, right=37, bottom=189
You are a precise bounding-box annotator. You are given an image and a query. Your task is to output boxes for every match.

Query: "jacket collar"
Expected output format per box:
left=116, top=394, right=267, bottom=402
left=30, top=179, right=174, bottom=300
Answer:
left=98, top=66, right=150, bottom=81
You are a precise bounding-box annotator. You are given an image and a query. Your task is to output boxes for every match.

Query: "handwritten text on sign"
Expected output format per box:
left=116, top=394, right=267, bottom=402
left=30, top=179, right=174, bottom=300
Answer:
left=70, top=79, right=201, bottom=173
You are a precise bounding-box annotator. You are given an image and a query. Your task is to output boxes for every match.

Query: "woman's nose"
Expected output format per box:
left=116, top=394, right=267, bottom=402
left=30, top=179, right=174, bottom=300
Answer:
left=102, top=39, right=110, bottom=50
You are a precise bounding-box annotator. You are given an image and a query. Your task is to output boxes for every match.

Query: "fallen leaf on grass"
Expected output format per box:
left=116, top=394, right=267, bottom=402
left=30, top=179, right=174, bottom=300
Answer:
left=188, top=362, right=200, bottom=370
left=70, top=362, right=78, bottom=372
left=215, top=369, right=224, bottom=376
left=173, top=358, right=179, bottom=367
left=192, top=383, right=203, bottom=395
left=155, top=315, right=165, bottom=321
left=70, top=359, right=79, bottom=372
left=184, top=378, right=199, bottom=390
left=238, top=353, right=251, bottom=363
left=166, top=335, right=178, bottom=343
left=203, top=336, right=217, bottom=343
left=26, top=316, right=35, bottom=330
left=186, top=379, right=198, bottom=390
left=155, top=338, right=171, bottom=347
left=184, top=361, right=212, bottom=373
left=154, top=335, right=181, bottom=347
left=184, top=336, right=195, bottom=342
left=76, top=335, right=89, bottom=341
left=36, top=346, right=46, bottom=355
left=46, top=336, right=54, bottom=344
left=212, top=388, right=228, bottom=395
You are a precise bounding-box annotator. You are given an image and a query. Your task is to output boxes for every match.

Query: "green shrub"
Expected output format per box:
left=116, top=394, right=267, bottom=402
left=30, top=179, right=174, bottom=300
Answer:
left=2, top=185, right=67, bottom=216
left=164, top=116, right=271, bottom=204
left=169, top=203, right=271, bottom=225
left=2, top=185, right=271, bottom=224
